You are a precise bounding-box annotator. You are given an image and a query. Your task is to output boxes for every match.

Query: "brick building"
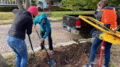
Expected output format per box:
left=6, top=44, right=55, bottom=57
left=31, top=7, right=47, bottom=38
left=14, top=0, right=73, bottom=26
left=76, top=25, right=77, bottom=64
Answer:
left=37, top=0, right=62, bottom=11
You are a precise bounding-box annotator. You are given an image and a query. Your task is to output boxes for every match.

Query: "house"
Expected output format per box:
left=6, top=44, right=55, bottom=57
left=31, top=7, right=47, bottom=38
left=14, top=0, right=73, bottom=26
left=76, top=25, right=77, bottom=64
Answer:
left=37, top=0, right=62, bottom=11
left=0, top=0, right=17, bottom=6
left=37, top=0, right=48, bottom=8
left=0, top=0, right=62, bottom=11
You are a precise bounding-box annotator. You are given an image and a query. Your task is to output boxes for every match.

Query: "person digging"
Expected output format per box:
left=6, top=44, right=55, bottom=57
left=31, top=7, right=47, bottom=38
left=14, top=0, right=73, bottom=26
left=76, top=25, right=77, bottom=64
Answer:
left=6, top=6, right=38, bottom=67
left=33, top=13, right=54, bottom=54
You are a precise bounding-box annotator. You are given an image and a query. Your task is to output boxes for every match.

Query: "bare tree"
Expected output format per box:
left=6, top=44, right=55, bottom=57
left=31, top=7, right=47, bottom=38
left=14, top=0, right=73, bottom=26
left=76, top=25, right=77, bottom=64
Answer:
left=16, top=0, right=24, bottom=10
left=24, top=0, right=31, bottom=10
left=16, top=0, right=30, bottom=10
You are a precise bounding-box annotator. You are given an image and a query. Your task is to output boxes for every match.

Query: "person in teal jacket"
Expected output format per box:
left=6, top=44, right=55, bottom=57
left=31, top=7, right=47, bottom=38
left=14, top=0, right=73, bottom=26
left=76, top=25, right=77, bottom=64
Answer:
left=34, top=13, right=54, bottom=54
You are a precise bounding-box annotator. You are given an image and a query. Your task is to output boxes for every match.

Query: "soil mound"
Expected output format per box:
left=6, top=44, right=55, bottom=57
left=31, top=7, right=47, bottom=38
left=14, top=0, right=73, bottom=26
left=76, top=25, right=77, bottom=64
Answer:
left=27, top=42, right=100, bottom=67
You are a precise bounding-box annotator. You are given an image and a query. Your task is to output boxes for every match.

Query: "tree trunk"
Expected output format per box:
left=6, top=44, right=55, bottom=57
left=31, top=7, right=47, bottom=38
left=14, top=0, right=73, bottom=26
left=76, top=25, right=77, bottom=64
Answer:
left=48, top=0, right=51, bottom=11
left=0, top=54, right=8, bottom=67
left=16, top=0, right=30, bottom=10
left=101, top=0, right=107, bottom=1
left=16, top=0, right=25, bottom=10
left=24, top=0, right=30, bottom=10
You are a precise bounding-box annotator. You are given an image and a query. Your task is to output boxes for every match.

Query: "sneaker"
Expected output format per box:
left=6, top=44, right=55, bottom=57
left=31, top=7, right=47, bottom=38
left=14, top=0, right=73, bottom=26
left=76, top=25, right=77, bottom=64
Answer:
left=83, top=64, right=92, bottom=67
left=102, top=65, right=106, bottom=67
left=50, top=50, right=54, bottom=54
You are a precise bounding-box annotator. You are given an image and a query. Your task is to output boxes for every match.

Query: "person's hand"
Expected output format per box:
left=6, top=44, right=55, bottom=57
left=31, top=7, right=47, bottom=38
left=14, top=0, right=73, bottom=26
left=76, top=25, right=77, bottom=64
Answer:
left=40, top=38, right=44, bottom=43
left=33, top=26, right=36, bottom=30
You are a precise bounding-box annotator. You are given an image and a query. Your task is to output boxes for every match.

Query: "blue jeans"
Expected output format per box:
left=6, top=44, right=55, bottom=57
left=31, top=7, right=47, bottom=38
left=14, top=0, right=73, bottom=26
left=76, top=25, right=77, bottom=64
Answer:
left=89, top=31, right=112, bottom=67
left=7, top=36, right=28, bottom=67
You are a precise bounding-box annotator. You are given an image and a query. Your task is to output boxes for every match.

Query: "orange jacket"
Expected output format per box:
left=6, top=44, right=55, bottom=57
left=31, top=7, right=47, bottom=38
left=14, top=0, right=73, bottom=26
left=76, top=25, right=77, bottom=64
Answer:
left=101, top=9, right=118, bottom=30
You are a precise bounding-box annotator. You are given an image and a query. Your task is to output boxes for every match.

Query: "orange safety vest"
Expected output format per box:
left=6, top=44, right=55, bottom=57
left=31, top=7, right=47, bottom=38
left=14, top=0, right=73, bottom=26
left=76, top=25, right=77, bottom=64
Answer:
left=101, top=9, right=118, bottom=30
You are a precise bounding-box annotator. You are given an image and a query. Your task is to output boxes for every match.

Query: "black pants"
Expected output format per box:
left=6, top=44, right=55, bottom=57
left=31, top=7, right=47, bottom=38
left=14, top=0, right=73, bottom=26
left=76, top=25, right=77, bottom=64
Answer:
left=40, top=30, right=53, bottom=50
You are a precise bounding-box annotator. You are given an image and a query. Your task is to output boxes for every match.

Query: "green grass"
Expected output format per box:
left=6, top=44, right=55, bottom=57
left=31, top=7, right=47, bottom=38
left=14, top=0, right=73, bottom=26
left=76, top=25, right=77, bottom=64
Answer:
left=48, top=17, right=62, bottom=20
left=111, top=46, right=116, bottom=49
left=0, top=12, right=14, bottom=23
left=0, top=11, right=94, bottom=23
left=0, top=12, right=15, bottom=20
left=40, top=11, right=94, bottom=21
left=46, top=11, right=95, bottom=17
left=52, top=17, right=62, bottom=20
left=110, top=64, right=116, bottom=67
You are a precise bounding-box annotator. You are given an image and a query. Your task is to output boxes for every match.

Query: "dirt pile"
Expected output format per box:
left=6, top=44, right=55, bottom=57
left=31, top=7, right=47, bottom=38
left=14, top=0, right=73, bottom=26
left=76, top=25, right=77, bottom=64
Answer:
left=27, top=42, right=100, bottom=67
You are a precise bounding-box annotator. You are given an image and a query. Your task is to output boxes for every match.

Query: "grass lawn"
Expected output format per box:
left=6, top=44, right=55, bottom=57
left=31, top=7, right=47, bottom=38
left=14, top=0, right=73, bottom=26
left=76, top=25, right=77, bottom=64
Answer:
left=45, top=11, right=95, bottom=20
left=0, top=12, right=14, bottom=20
left=46, top=11, right=95, bottom=17
left=0, top=11, right=94, bottom=24
left=0, top=12, right=14, bottom=24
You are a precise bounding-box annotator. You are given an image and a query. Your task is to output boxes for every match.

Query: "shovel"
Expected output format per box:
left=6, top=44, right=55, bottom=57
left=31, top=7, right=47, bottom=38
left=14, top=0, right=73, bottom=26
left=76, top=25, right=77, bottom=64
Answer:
left=28, top=35, right=37, bottom=66
left=43, top=45, right=56, bottom=67
left=28, top=35, right=36, bottom=58
left=34, top=27, right=56, bottom=67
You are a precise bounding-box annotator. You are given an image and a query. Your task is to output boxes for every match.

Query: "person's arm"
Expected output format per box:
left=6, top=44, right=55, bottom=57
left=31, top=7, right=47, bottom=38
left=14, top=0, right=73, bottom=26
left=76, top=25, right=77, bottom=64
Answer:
left=117, top=12, right=120, bottom=25
left=43, top=21, right=51, bottom=39
left=33, top=17, right=40, bottom=26
left=12, top=9, right=19, bottom=14
left=95, top=11, right=103, bottom=21
left=12, top=9, right=23, bottom=14
left=27, top=18, right=33, bottom=35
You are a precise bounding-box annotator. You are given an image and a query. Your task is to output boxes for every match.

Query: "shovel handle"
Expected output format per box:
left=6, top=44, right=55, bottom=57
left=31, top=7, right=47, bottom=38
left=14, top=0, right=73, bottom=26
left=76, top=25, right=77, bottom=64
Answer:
left=28, top=35, right=36, bottom=57
left=34, top=27, right=41, bottom=39
left=34, top=28, right=51, bottom=61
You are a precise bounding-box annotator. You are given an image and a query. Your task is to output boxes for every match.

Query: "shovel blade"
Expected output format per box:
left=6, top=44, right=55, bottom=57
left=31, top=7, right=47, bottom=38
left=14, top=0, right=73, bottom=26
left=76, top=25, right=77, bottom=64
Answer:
left=48, top=58, right=56, bottom=67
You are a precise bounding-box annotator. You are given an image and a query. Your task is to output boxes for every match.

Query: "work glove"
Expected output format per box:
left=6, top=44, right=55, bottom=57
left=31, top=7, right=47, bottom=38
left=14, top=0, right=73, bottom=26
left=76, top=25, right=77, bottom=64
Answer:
left=33, top=26, right=37, bottom=30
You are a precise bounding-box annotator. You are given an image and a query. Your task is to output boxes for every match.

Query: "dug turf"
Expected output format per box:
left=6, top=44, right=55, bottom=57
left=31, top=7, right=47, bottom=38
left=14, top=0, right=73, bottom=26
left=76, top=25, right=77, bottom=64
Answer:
left=27, top=42, right=100, bottom=67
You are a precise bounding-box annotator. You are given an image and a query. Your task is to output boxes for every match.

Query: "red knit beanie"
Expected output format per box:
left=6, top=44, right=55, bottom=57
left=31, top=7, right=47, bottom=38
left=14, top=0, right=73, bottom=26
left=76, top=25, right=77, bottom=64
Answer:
left=28, top=6, right=38, bottom=16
